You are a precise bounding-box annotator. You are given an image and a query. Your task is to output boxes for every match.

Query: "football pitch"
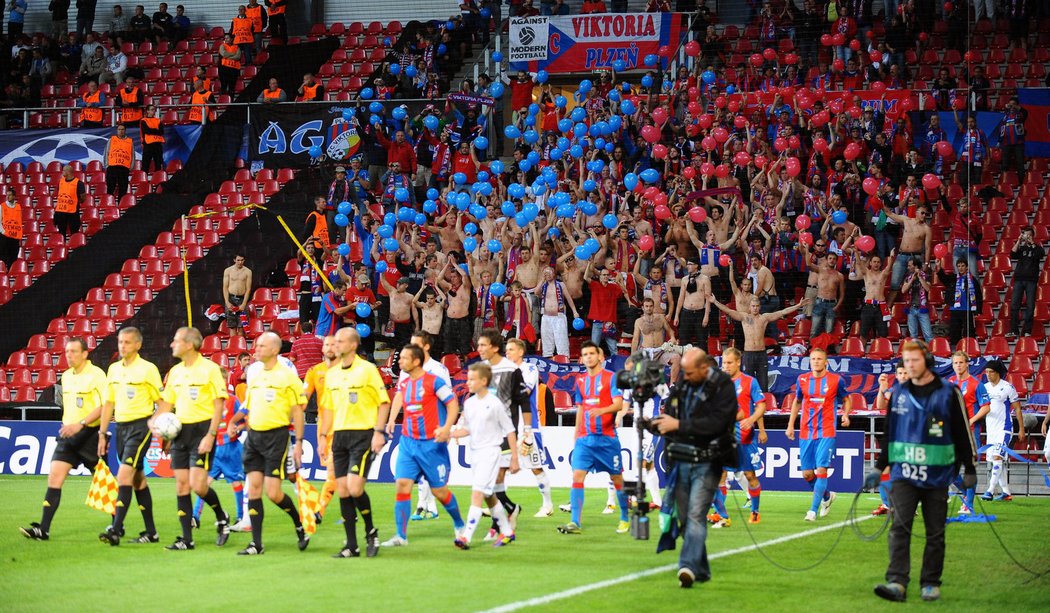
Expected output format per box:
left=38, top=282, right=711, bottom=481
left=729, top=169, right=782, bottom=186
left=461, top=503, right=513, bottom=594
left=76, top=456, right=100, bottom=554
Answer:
left=1, top=476, right=1047, bottom=612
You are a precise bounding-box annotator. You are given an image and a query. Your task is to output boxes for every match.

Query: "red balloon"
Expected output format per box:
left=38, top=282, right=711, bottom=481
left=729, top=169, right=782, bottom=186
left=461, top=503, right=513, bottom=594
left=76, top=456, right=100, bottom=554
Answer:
left=641, top=125, right=661, bottom=144
left=700, top=162, right=715, bottom=177
left=712, top=127, right=729, bottom=143
left=811, top=111, right=830, bottom=127
left=952, top=97, right=966, bottom=110
left=922, top=173, right=942, bottom=190
left=687, top=101, right=702, bottom=116
left=715, top=164, right=730, bottom=178
left=754, top=155, right=767, bottom=169
left=869, top=50, right=882, bottom=64
left=685, top=40, right=701, bottom=57
left=820, top=34, right=832, bottom=47
left=719, top=254, right=732, bottom=267
left=856, top=235, right=876, bottom=253
left=654, top=205, right=671, bottom=220
left=866, top=30, right=876, bottom=39
left=778, top=86, right=794, bottom=99
left=849, top=39, right=861, bottom=51
left=653, top=192, right=668, bottom=207
left=799, top=231, right=813, bottom=247
left=918, top=32, right=929, bottom=42
left=797, top=95, right=813, bottom=110
left=686, top=123, right=701, bottom=137
left=832, top=33, right=846, bottom=46
left=933, top=243, right=949, bottom=259
left=944, top=2, right=954, bottom=12
left=844, top=143, right=862, bottom=161
left=829, top=99, right=844, bottom=114
left=644, top=186, right=661, bottom=200
left=750, top=53, right=764, bottom=67
left=788, top=135, right=801, bottom=151
left=688, top=86, right=701, bottom=99
left=785, top=157, right=801, bottom=178
left=813, top=137, right=829, bottom=153
left=763, top=47, right=777, bottom=61
left=848, top=106, right=863, bottom=119
left=900, top=96, right=916, bottom=112
left=728, top=100, right=741, bottom=113
left=652, top=144, right=668, bottom=159
left=935, top=141, right=953, bottom=157
left=682, top=166, right=696, bottom=180
left=701, top=136, right=717, bottom=152
left=862, top=177, right=880, bottom=196
left=658, top=45, right=672, bottom=58
left=638, top=234, right=654, bottom=251
left=714, top=96, right=727, bottom=109
left=871, top=81, right=886, bottom=94
left=652, top=107, right=668, bottom=125
left=734, top=115, right=747, bottom=129
left=832, top=59, right=845, bottom=72
left=795, top=215, right=812, bottom=230
left=698, top=114, right=713, bottom=129
left=774, top=137, right=788, bottom=152
left=784, top=53, right=798, bottom=65
left=688, top=207, right=707, bottom=223
left=734, top=151, right=751, bottom=167
left=963, top=50, right=975, bottom=63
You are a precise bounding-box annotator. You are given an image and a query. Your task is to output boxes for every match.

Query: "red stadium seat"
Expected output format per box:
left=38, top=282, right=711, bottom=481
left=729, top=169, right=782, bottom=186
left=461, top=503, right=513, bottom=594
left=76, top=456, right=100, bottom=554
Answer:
left=929, top=337, right=953, bottom=358
left=1006, top=373, right=1028, bottom=398
left=1008, top=356, right=1034, bottom=378
left=984, top=336, right=1011, bottom=357
left=1033, top=372, right=1050, bottom=394
left=868, top=338, right=894, bottom=360
left=1014, top=336, right=1039, bottom=359
left=441, top=354, right=462, bottom=376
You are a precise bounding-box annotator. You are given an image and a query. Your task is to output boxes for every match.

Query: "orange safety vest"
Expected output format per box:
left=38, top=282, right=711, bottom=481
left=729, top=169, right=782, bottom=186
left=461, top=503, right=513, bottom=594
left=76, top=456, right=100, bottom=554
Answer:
left=231, top=16, right=253, bottom=45
left=81, top=90, right=103, bottom=124
left=107, top=136, right=134, bottom=168
left=245, top=5, right=264, bottom=32
left=298, top=83, right=320, bottom=101
left=306, top=211, right=330, bottom=246
left=141, top=117, right=165, bottom=144
left=263, top=88, right=284, bottom=101
left=56, top=178, right=81, bottom=214
left=267, top=0, right=285, bottom=16
left=1, top=200, right=22, bottom=240
left=118, top=87, right=142, bottom=123
left=220, top=43, right=241, bottom=69
left=187, top=90, right=215, bottom=124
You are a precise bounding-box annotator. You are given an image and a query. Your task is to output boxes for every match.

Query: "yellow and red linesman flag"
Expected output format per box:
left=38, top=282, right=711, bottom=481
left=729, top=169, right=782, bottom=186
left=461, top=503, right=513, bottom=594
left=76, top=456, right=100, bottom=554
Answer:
left=85, top=459, right=118, bottom=515
left=296, top=474, right=321, bottom=535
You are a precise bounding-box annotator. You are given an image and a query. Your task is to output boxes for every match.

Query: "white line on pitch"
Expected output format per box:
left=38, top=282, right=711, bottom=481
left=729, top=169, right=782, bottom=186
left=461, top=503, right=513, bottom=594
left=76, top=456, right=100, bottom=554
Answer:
left=478, top=515, right=877, bottom=613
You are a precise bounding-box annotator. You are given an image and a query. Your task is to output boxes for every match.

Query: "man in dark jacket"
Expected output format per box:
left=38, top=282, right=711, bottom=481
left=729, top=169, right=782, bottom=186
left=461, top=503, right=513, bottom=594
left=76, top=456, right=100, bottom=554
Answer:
left=1009, top=225, right=1044, bottom=336
left=653, top=348, right=737, bottom=588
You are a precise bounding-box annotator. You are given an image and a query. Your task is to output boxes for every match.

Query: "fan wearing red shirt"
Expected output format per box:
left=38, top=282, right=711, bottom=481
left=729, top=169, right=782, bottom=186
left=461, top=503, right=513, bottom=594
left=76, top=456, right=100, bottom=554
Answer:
left=510, top=71, right=535, bottom=121
left=345, top=272, right=379, bottom=357
left=451, top=140, right=480, bottom=184
left=584, top=263, right=629, bottom=359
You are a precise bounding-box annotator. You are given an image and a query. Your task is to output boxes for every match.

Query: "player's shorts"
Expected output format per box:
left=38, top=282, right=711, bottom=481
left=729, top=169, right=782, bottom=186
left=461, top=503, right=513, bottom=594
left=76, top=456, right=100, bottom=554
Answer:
left=640, top=430, right=656, bottom=464
left=984, top=431, right=1012, bottom=460
left=332, top=429, right=374, bottom=479
left=799, top=437, right=836, bottom=471
left=115, top=417, right=152, bottom=470
left=395, top=436, right=451, bottom=488
left=516, top=429, right=548, bottom=470
left=170, top=420, right=214, bottom=471
left=570, top=435, right=623, bottom=475
left=52, top=425, right=100, bottom=468
left=727, top=441, right=763, bottom=473
left=470, top=446, right=501, bottom=496
left=209, top=441, right=245, bottom=482
left=242, top=427, right=291, bottom=479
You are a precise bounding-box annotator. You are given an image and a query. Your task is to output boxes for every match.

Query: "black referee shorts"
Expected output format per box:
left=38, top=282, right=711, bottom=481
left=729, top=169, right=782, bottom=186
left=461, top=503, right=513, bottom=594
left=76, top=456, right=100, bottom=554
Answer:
left=115, top=417, right=152, bottom=470
left=242, top=428, right=291, bottom=479
left=332, top=430, right=374, bottom=479
left=170, top=420, right=214, bottom=471
left=52, top=425, right=100, bottom=469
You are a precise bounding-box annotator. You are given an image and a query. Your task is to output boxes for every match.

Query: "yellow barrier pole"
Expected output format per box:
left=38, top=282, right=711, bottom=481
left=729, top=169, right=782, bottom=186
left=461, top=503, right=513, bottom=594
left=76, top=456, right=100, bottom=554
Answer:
left=181, top=214, right=192, bottom=327
left=253, top=203, right=336, bottom=293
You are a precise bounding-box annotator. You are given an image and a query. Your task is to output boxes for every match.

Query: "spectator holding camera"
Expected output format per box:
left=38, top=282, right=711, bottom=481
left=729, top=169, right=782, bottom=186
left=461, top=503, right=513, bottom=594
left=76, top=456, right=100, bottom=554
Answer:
left=1009, top=226, right=1044, bottom=338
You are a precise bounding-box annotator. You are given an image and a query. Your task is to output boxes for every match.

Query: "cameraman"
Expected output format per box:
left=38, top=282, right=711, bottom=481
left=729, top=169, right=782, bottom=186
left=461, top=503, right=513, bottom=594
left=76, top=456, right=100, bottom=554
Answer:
left=652, top=348, right=737, bottom=588
left=1009, top=225, right=1044, bottom=337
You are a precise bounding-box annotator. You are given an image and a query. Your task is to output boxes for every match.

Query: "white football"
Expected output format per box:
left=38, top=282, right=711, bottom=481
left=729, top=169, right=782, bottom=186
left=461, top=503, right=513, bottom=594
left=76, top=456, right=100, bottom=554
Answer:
left=154, top=413, right=183, bottom=441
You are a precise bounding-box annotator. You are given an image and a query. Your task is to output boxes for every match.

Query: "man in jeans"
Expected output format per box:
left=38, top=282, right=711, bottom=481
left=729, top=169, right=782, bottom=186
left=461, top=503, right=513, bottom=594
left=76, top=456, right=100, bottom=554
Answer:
left=652, top=348, right=737, bottom=588
left=900, top=258, right=933, bottom=342
left=1009, top=226, right=1044, bottom=337
left=810, top=253, right=844, bottom=339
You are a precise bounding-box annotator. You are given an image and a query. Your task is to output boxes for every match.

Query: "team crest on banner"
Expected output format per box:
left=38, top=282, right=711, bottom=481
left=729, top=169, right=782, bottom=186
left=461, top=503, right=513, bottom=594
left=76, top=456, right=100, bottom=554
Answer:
left=327, top=117, right=361, bottom=161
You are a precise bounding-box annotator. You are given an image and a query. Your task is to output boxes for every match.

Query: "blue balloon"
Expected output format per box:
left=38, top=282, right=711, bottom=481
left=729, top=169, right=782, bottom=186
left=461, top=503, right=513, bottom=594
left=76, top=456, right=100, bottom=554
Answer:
left=537, top=70, right=549, bottom=84
left=832, top=210, right=848, bottom=224
left=337, top=243, right=350, bottom=256
left=523, top=130, right=539, bottom=144
left=504, top=125, right=521, bottom=139
left=624, top=173, right=639, bottom=190
left=549, top=148, right=563, bottom=161
left=334, top=213, right=349, bottom=227
left=508, top=183, right=526, bottom=199
left=591, top=159, right=605, bottom=172
left=464, top=222, right=478, bottom=235
left=515, top=211, right=529, bottom=227
left=423, top=199, right=437, bottom=214
left=604, top=142, right=615, bottom=153
left=641, top=75, right=654, bottom=88
left=378, top=224, right=394, bottom=238
left=555, top=95, right=568, bottom=108
left=383, top=237, right=399, bottom=252
left=573, top=123, right=588, bottom=139
left=369, top=101, right=383, bottom=113
left=397, top=206, right=413, bottom=221
left=356, top=323, right=371, bottom=338
left=395, top=187, right=410, bottom=203
left=309, top=145, right=323, bottom=158
left=492, top=50, right=503, bottom=62
left=405, top=65, right=418, bottom=78
left=572, top=317, right=586, bottom=331
left=640, top=168, right=660, bottom=183
left=621, top=100, right=636, bottom=115
left=337, top=201, right=352, bottom=215
left=557, top=204, right=575, bottom=218
left=644, top=54, right=658, bottom=67
left=355, top=302, right=373, bottom=318
left=532, top=182, right=545, bottom=195
left=384, top=36, right=393, bottom=47
left=523, top=203, right=539, bottom=220
left=528, top=103, right=540, bottom=116
left=608, top=115, right=622, bottom=131
left=463, top=237, right=478, bottom=252
left=486, top=239, right=502, bottom=254
left=369, top=114, right=382, bottom=125
left=426, top=188, right=439, bottom=201
left=575, top=245, right=590, bottom=260
left=583, top=179, right=597, bottom=192
left=726, top=85, right=736, bottom=95
left=389, top=63, right=401, bottom=75
left=579, top=79, right=593, bottom=93
left=612, top=59, right=626, bottom=72
left=473, top=136, right=489, bottom=150
left=415, top=213, right=427, bottom=225
left=519, top=159, right=532, bottom=172
left=702, top=70, right=716, bottom=85
left=602, top=213, right=619, bottom=229
left=622, top=82, right=632, bottom=92
left=608, top=89, right=621, bottom=102
left=489, top=282, right=506, bottom=297
left=480, top=7, right=491, bottom=18
left=360, top=87, right=374, bottom=100
left=584, top=237, right=601, bottom=254
left=489, top=82, right=505, bottom=98
left=376, top=260, right=388, bottom=273
left=527, top=151, right=540, bottom=165
left=558, top=118, right=573, bottom=134
left=453, top=172, right=468, bottom=185
left=424, top=114, right=440, bottom=131
left=571, top=107, right=587, bottom=122
left=455, top=192, right=471, bottom=208
left=472, top=203, right=488, bottom=219
left=570, top=144, right=584, bottom=158
left=524, top=114, right=537, bottom=127
left=489, top=160, right=504, bottom=174
left=392, top=107, right=407, bottom=121
left=501, top=200, right=516, bottom=216
left=437, top=44, right=447, bottom=55
left=548, top=227, right=561, bottom=239
left=477, top=171, right=490, bottom=182
left=580, top=202, right=598, bottom=216
left=384, top=212, right=396, bottom=227
left=663, top=80, right=673, bottom=92
left=342, top=109, right=354, bottom=121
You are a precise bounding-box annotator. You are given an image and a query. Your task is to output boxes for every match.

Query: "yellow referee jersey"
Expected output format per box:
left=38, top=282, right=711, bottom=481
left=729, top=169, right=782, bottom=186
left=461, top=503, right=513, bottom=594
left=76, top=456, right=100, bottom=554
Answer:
left=160, top=357, right=228, bottom=424
left=320, top=357, right=389, bottom=431
left=245, top=363, right=307, bottom=431
left=105, top=355, right=163, bottom=423
left=61, top=362, right=107, bottom=426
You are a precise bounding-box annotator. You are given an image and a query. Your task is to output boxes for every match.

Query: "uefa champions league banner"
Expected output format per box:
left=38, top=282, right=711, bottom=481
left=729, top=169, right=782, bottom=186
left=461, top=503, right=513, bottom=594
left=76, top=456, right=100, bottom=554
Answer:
left=0, top=422, right=863, bottom=492
left=509, top=13, right=683, bottom=73
left=0, top=126, right=202, bottom=169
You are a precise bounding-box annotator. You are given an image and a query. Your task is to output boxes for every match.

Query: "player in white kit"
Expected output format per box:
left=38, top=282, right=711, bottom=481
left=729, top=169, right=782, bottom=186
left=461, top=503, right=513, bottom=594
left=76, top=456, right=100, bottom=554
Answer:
left=980, top=360, right=1026, bottom=501
left=451, top=363, right=518, bottom=548
left=505, top=338, right=556, bottom=516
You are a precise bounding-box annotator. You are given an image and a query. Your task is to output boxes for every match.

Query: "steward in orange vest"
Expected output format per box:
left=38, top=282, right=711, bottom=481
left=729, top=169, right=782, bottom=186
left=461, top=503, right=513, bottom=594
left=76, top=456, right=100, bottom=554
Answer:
left=54, top=165, right=85, bottom=237
left=187, top=81, right=216, bottom=125
left=115, top=81, right=144, bottom=125
left=296, top=73, right=325, bottom=102
left=104, top=124, right=135, bottom=200
left=140, top=105, right=166, bottom=173
left=257, top=78, right=286, bottom=104
left=304, top=198, right=332, bottom=247
left=0, top=189, right=23, bottom=268
left=79, top=82, right=106, bottom=127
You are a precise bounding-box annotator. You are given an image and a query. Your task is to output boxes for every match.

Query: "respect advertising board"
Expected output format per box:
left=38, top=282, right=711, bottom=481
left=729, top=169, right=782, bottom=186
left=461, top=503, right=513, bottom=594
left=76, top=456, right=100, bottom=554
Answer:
left=509, top=13, right=683, bottom=74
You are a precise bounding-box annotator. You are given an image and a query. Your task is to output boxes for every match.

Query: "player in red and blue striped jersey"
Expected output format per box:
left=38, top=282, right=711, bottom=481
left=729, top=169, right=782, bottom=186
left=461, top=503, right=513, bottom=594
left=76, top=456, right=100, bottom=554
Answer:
left=382, top=344, right=464, bottom=547
left=947, top=351, right=990, bottom=513
left=557, top=341, right=628, bottom=535
left=721, top=348, right=767, bottom=525
left=786, top=347, right=852, bottom=522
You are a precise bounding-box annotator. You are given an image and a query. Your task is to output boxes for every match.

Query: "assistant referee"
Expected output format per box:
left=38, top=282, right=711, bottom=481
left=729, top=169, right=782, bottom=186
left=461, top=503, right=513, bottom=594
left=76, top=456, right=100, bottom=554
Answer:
left=319, top=327, right=390, bottom=558
left=239, top=332, right=308, bottom=556
left=154, top=327, right=231, bottom=550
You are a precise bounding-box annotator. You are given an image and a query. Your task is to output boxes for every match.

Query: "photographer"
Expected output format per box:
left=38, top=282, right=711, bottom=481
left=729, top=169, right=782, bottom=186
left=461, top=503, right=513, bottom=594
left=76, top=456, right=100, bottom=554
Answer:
left=652, top=348, right=737, bottom=588
left=1009, top=225, right=1044, bottom=337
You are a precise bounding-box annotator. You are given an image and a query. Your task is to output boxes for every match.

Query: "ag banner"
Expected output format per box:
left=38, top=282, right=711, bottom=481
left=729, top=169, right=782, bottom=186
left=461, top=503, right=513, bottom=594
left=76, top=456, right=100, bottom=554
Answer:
left=509, top=13, right=683, bottom=73
left=249, top=104, right=365, bottom=167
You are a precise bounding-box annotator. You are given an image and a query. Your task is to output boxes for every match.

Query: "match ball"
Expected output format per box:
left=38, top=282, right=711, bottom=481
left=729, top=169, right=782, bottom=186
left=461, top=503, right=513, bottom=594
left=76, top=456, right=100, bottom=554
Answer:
left=154, top=413, right=183, bottom=441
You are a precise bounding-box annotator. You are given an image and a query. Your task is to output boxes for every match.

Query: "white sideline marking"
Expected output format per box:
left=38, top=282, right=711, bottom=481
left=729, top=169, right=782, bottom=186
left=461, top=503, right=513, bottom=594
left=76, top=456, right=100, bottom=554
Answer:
left=479, top=515, right=876, bottom=613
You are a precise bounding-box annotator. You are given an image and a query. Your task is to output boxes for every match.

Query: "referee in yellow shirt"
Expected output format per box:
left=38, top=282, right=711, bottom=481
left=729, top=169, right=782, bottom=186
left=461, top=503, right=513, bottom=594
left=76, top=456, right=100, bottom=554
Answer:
left=21, top=338, right=107, bottom=540
left=319, top=327, right=390, bottom=558
left=239, top=332, right=309, bottom=556
left=304, top=335, right=337, bottom=521
left=153, top=327, right=231, bottom=550
left=98, top=327, right=163, bottom=546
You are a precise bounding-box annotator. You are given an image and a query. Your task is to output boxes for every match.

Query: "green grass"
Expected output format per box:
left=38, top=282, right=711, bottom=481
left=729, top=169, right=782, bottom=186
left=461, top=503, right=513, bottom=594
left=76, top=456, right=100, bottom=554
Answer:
left=1, top=476, right=1047, bottom=612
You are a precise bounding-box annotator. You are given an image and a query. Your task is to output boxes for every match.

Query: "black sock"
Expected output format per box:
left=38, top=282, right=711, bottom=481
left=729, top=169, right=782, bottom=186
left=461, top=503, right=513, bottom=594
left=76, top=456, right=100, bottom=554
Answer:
left=40, top=487, right=61, bottom=532
left=177, top=494, right=193, bottom=541
left=248, top=498, right=264, bottom=546
left=496, top=491, right=516, bottom=514
left=136, top=486, right=156, bottom=534
left=201, top=488, right=226, bottom=521
left=112, top=485, right=133, bottom=532
left=275, top=494, right=302, bottom=528
left=352, top=492, right=374, bottom=533
left=340, top=496, right=357, bottom=550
